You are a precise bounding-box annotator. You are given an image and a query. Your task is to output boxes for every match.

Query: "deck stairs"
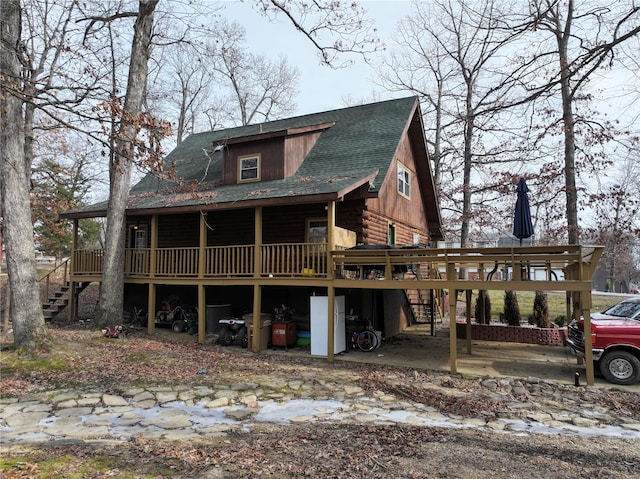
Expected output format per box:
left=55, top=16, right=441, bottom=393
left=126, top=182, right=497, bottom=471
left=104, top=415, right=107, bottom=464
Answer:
left=403, top=264, right=443, bottom=334
left=42, top=281, right=90, bottom=322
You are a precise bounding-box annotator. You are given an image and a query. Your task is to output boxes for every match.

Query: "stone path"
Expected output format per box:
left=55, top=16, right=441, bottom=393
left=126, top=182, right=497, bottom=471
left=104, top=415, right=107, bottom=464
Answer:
left=2, top=374, right=640, bottom=447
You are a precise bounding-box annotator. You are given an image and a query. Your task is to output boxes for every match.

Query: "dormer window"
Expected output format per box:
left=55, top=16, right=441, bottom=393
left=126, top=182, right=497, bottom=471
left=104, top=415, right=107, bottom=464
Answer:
left=238, top=154, right=260, bottom=182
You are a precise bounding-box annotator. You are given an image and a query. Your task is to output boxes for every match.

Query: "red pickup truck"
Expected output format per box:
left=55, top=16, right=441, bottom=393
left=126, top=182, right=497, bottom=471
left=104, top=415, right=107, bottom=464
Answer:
left=566, top=297, right=640, bottom=385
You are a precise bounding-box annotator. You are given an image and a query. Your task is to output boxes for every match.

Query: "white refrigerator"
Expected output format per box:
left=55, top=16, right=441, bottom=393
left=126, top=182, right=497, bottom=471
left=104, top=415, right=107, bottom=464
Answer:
left=310, top=295, right=346, bottom=356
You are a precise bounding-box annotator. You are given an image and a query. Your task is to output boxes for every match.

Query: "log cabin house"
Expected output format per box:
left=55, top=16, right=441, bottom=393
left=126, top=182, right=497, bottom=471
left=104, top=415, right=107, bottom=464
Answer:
left=61, top=97, right=445, bottom=353
left=59, top=96, right=605, bottom=383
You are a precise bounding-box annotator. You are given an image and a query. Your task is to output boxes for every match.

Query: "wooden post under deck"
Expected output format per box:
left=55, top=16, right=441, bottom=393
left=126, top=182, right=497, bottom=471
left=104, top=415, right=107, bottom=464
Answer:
left=147, top=215, right=158, bottom=336
left=198, top=213, right=206, bottom=343
left=465, top=290, right=472, bottom=355
left=252, top=207, right=263, bottom=352
left=68, top=220, right=78, bottom=322
left=326, top=201, right=336, bottom=362
left=448, top=263, right=457, bottom=374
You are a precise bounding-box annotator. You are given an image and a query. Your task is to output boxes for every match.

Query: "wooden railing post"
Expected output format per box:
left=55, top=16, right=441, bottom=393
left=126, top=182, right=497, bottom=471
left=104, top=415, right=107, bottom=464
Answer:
left=254, top=207, right=262, bottom=278
left=252, top=207, right=264, bottom=352
left=447, top=262, right=458, bottom=374
left=327, top=202, right=335, bottom=279
left=199, top=212, right=206, bottom=280
left=68, top=220, right=79, bottom=321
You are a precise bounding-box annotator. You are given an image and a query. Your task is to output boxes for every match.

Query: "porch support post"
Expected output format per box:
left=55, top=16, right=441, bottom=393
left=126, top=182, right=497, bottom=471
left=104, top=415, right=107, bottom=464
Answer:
left=198, top=284, right=205, bottom=344
left=326, top=201, right=336, bottom=362
left=465, top=290, right=472, bottom=355
left=254, top=207, right=262, bottom=279
left=327, top=201, right=335, bottom=279
left=583, top=291, right=594, bottom=386
left=147, top=284, right=156, bottom=336
left=198, top=212, right=207, bottom=343
left=252, top=207, right=263, bottom=352
left=148, top=215, right=158, bottom=336
left=252, top=284, right=262, bottom=353
left=448, top=263, right=458, bottom=374
left=68, top=219, right=78, bottom=321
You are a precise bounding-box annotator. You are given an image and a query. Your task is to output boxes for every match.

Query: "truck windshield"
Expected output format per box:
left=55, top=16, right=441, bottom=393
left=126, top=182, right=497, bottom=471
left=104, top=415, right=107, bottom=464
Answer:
left=603, top=301, right=640, bottom=320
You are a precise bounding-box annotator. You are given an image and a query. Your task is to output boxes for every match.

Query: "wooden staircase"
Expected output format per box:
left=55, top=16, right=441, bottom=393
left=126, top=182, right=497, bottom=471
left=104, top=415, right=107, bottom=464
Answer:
left=403, top=264, right=445, bottom=335
left=39, top=259, right=90, bottom=322
left=42, top=283, right=71, bottom=322
left=42, top=281, right=91, bottom=322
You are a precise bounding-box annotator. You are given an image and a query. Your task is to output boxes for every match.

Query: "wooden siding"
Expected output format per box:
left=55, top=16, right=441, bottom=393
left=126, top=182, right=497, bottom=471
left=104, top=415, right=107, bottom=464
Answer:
left=284, top=131, right=322, bottom=177
left=263, top=204, right=327, bottom=243
left=158, top=214, right=199, bottom=248
left=366, top=130, right=430, bottom=245
left=129, top=204, right=362, bottom=251
left=225, top=139, right=285, bottom=184
left=361, top=209, right=424, bottom=245
left=336, top=198, right=367, bottom=244
left=205, top=209, right=255, bottom=246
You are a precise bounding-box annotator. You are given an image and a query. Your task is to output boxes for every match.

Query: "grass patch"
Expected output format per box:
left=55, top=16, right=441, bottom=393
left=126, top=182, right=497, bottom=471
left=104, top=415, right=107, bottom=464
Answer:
left=0, top=450, right=178, bottom=478
left=474, top=291, right=626, bottom=324
left=0, top=353, right=72, bottom=377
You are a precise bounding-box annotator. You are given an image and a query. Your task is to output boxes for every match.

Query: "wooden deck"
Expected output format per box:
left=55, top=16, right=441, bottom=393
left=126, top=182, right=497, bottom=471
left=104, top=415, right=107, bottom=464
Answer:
left=72, top=243, right=602, bottom=293
left=68, top=243, right=604, bottom=385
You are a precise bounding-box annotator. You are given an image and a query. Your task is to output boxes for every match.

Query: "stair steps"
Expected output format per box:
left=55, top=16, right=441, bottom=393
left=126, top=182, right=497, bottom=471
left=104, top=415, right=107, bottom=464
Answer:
left=42, top=282, right=89, bottom=322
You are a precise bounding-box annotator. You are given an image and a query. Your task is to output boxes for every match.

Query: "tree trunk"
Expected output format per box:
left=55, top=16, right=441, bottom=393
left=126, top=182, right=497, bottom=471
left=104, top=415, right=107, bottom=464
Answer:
left=555, top=0, right=579, bottom=245
left=0, top=0, right=52, bottom=352
left=96, top=0, right=158, bottom=328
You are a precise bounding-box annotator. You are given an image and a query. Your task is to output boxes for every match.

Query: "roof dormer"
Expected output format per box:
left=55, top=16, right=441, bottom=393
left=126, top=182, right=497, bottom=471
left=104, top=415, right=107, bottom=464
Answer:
left=220, top=122, right=334, bottom=185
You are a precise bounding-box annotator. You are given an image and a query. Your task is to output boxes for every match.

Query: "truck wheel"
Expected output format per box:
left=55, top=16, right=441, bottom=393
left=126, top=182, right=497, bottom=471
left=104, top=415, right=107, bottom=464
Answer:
left=599, top=351, right=640, bottom=385
left=172, top=319, right=186, bottom=333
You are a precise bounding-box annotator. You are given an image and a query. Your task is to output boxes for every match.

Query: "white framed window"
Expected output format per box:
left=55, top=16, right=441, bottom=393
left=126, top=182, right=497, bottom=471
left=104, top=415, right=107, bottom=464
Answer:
left=238, top=154, right=260, bottom=182
left=397, top=162, right=411, bottom=198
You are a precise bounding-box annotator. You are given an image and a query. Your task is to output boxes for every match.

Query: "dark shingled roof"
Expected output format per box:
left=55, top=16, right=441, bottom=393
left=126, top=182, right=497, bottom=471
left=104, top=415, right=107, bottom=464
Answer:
left=66, top=96, right=421, bottom=216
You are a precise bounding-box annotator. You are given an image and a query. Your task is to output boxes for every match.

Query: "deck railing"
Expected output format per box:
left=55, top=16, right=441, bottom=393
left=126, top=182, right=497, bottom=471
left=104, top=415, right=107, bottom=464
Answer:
left=331, top=244, right=603, bottom=289
left=125, top=249, right=150, bottom=276
left=205, top=245, right=254, bottom=277
left=71, top=243, right=329, bottom=278
left=70, top=243, right=603, bottom=288
left=72, top=249, right=104, bottom=275
left=262, top=242, right=327, bottom=277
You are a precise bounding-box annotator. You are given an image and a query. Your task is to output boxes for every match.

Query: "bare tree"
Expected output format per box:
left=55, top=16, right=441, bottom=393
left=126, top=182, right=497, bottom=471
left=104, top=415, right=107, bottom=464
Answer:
left=378, top=0, right=533, bottom=246
left=1, top=0, right=52, bottom=351
left=378, top=0, right=640, bottom=247
left=3, top=0, right=380, bottom=342
left=156, top=47, right=214, bottom=144
left=587, top=155, right=640, bottom=292
left=209, top=20, right=300, bottom=126
left=525, top=0, right=640, bottom=244
left=94, top=0, right=160, bottom=329
left=257, top=0, right=380, bottom=67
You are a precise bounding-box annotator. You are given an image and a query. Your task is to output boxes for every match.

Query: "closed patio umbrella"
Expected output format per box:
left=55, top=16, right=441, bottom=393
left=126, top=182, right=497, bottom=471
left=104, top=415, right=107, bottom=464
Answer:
left=513, top=177, right=534, bottom=245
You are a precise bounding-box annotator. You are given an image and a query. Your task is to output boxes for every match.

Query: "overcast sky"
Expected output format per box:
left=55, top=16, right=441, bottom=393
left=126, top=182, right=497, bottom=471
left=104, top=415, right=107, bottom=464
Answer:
left=220, top=0, right=413, bottom=116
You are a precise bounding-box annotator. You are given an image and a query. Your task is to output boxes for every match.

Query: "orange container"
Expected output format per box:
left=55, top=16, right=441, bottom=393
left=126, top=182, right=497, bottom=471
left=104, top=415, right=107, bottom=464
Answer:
left=272, top=321, right=297, bottom=348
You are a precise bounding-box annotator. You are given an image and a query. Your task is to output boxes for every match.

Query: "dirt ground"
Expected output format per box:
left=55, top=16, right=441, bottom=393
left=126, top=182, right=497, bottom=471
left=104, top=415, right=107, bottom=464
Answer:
left=1, top=287, right=640, bottom=478
left=2, top=323, right=640, bottom=478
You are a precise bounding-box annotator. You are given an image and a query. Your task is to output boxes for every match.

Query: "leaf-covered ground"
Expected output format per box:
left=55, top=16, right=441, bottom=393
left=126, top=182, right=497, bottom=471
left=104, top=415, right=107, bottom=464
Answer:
left=2, top=325, right=640, bottom=478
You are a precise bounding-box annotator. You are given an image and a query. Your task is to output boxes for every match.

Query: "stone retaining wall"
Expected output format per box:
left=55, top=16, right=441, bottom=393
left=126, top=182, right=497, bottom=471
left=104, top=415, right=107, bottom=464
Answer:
left=456, top=322, right=567, bottom=346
